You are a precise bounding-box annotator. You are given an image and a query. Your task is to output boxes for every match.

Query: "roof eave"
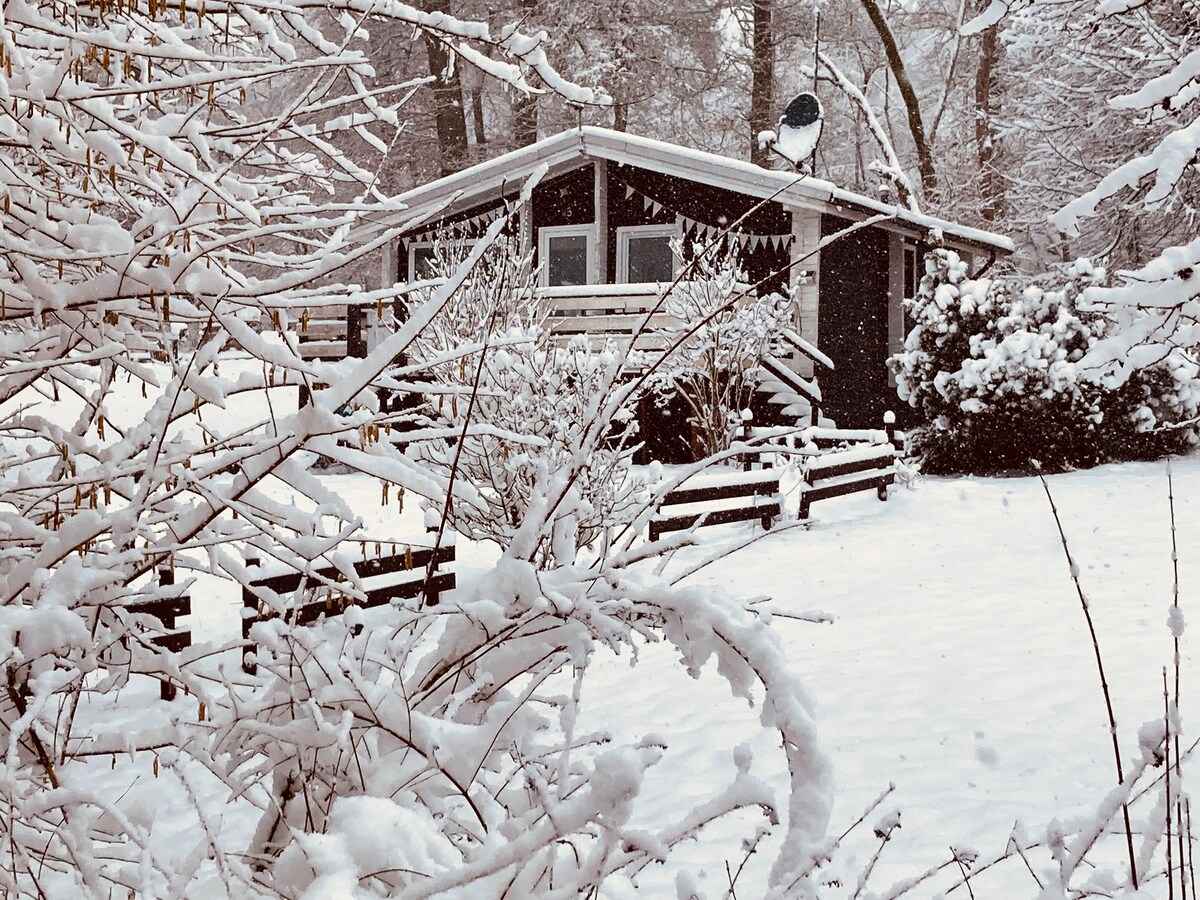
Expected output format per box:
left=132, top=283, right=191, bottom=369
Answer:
left=352, top=125, right=1014, bottom=256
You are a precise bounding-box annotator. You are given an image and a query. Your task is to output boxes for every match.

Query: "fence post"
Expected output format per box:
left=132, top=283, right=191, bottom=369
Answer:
left=883, top=410, right=898, bottom=451
left=741, top=409, right=754, bottom=472
left=156, top=566, right=178, bottom=701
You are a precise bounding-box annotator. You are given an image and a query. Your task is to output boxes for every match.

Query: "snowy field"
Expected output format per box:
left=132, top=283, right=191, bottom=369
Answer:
left=172, top=442, right=1197, bottom=897
left=17, top=359, right=1197, bottom=896
left=578, top=456, right=1200, bottom=897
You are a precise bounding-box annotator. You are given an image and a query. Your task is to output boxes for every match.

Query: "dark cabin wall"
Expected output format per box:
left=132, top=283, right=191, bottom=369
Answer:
left=395, top=165, right=595, bottom=280
left=531, top=165, right=594, bottom=228
left=608, top=164, right=791, bottom=293
left=395, top=195, right=519, bottom=283
left=818, top=213, right=893, bottom=428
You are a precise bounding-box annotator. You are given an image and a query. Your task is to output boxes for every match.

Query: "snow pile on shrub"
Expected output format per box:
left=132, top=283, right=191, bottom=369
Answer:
left=235, top=554, right=835, bottom=898
left=890, top=249, right=1200, bottom=474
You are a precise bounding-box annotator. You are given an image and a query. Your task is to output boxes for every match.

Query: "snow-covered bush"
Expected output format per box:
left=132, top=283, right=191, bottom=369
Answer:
left=890, top=249, right=1200, bottom=474
left=403, top=238, right=652, bottom=566
left=0, top=0, right=842, bottom=890
left=229, top=544, right=833, bottom=897
left=654, top=244, right=795, bottom=459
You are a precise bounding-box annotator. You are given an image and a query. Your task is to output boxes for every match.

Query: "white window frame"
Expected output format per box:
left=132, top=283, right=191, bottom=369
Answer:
left=407, top=239, right=477, bottom=283
left=616, top=224, right=680, bottom=284
left=537, top=224, right=595, bottom=287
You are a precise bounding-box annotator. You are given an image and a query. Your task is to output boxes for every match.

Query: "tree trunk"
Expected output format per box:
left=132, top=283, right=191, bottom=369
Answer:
left=421, top=0, right=469, bottom=175
left=974, top=22, right=1003, bottom=222
left=510, top=0, right=539, bottom=147
left=748, top=0, right=775, bottom=166
left=857, top=0, right=938, bottom=202
left=469, top=80, right=487, bottom=148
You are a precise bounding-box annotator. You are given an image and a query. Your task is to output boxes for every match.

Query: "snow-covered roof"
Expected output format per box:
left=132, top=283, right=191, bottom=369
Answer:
left=361, top=126, right=1014, bottom=255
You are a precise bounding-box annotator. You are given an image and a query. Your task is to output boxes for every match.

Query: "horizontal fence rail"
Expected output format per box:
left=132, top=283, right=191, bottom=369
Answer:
left=241, top=540, right=456, bottom=674
left=649, top=468, right=782, bottom=542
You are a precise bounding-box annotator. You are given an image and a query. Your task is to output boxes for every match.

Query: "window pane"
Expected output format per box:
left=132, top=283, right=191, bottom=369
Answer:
left=627, top=235, right=674, bottom=282
left=412, top=247, right=437, bottom=280
left=547, top=234, right=589, bottom=286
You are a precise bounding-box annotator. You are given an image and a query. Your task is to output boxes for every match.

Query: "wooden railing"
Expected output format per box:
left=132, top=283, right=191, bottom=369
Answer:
left=649, top=468, right=782, bottom=542
left=241, top=539, right=455, bottom=674
left=539, top=284, right=681, bottom=351
left=107, top=566, right=192, bottom=701
left=282, top=287, right=836, bottom=428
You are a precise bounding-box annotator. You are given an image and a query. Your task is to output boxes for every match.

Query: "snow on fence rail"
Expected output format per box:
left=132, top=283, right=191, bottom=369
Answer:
left=240, top=539, right=455, bottom=674
left=796, top=415, right=901, bottom=520
left=742, top=413, right=903, bottom=520
left=649, top=468, right=782, bottom=542
left=107, top=566, right=192, bottom=702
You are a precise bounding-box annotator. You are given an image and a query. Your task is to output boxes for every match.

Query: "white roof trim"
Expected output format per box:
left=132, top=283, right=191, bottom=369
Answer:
left=357, top=126, right=1013, bottom=254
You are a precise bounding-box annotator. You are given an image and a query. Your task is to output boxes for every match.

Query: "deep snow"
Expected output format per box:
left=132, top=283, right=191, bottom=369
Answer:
left=36, top=356, right=1198, bottom=896
left=217, top=448, right=1199, bottom=897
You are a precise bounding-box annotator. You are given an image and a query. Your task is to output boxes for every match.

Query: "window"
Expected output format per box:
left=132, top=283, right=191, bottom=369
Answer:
left=616, top=225, right=679, bottom=283
left=538, top=225, right=593, bottom=287
left=407, top=240, right=477, bottom=282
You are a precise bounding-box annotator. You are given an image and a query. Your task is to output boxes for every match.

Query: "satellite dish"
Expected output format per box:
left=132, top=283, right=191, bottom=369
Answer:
left=770, top=92, right=823, bottom=172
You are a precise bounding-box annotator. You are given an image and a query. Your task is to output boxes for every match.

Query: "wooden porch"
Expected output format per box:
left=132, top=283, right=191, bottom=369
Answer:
left=284, top=284, right=833, bottom=429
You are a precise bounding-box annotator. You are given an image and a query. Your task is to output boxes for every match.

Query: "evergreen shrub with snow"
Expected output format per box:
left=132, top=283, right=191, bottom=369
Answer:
left=890, top=249, right=1200, bottom=474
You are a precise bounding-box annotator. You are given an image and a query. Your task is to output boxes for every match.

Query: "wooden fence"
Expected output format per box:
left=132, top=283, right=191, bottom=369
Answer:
left=241, top=540, right=455, bottom=674
left=119, top=566, right=192, bottom=701
left=649, top=468, right=782, bottom=542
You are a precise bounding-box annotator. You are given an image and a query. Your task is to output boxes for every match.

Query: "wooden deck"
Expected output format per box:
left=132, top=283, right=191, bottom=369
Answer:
left=275, top=284, right=834, bottom=425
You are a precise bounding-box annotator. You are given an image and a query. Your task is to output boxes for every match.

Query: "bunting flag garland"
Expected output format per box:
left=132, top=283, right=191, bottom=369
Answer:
left=400, top=186, right=795, bottom=251
left=623, top=183, right=793, bottom=249
left=400, top=205, right=507, bottom=247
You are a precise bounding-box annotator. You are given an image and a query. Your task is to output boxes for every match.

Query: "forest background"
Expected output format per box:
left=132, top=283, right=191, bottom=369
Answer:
left=371, top=0, right=1198, bottom=281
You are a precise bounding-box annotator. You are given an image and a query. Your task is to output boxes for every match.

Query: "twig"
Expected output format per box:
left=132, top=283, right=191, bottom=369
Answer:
left=1168, top=458, right=1188, bottom=900
left=953, top=849, right=977, bottom=900
left=1038, top=471, right=1139, bottom=890
left=1167, top=667, right=1176, bottom=900
left=1010, top=824, right=1045, bottom=889
left=1187, top=798, right=1197, bottom=898
left=851, top=812, right=901, bottom=900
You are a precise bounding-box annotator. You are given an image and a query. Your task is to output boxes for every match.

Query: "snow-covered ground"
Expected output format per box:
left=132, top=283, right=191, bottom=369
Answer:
left=575, top=457, right=1198, bottom=897
left=19, top=359, right=1196, bottom=895
left=166, top=444, right=1196, bottom=897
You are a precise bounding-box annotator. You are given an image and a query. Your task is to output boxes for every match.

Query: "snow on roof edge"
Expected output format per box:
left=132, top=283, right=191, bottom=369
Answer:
left=359, top=126, right=1013, bottom=254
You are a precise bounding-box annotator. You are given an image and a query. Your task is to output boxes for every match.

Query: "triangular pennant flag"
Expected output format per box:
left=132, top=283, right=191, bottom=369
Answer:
left=737, top=233, right=749, bottom=248
left=642, top=194, right=653, bottom=212
left=625, top=185, right=635, bottom=200
left=749, top=235, right=761, bottom=251
left=651, top=201, right=663, bottom=216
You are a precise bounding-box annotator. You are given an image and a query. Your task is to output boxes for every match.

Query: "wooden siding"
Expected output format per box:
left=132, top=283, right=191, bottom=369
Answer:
left=818, top=213, right=891, bottom=428
left=531, top=165, right=594, bottom=228
left=608, top=164, right=791, bottom=293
